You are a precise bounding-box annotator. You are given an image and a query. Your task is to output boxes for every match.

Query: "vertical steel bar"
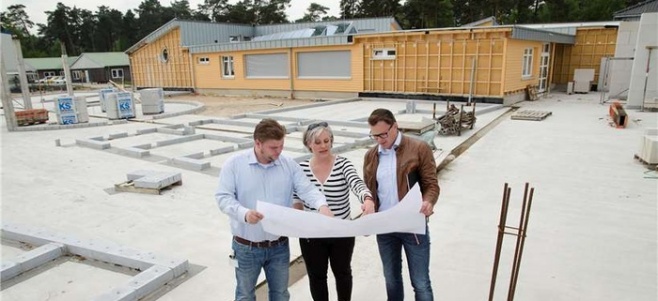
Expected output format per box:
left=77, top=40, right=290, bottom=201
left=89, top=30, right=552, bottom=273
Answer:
left=509, top=186, right=534, bottom=301
left=488, top=183, right=511, bottom=301
left=507, top=183, right=530, bottom=301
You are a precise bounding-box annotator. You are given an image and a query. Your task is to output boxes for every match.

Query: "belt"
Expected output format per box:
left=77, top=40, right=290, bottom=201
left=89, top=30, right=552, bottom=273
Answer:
left=233, top=236, right=288, bottom=248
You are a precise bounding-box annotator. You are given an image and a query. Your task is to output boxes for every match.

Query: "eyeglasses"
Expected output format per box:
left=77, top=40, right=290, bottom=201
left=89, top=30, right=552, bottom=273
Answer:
left=369, top=124, right=393, bottom=140
left=307, top=121, right=328, bottom=131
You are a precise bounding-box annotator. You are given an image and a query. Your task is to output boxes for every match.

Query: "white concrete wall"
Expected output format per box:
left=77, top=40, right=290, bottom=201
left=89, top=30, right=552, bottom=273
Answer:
left=609, top=21, right=639, bottom=98
left=627, top=13, right=658, bottom=109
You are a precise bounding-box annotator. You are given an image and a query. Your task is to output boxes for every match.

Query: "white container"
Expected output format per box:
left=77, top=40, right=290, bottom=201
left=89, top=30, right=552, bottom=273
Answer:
left=55, top=96, right=78, bottom=125
left=105, top=92, right=135, bottom=120
left=75, top=96, right=89, bottom=123
left=99, top=88, right=116, bottom=112
left=140, top=88, right=165, bottom=114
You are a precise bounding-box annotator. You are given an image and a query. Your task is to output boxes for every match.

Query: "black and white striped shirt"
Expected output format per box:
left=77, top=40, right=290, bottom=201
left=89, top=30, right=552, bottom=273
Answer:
left=294, top=156, right=372, bottom=220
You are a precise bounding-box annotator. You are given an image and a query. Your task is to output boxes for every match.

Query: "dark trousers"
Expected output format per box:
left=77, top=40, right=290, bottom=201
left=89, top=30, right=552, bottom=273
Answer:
left=299, top=237, right=355, bottom=301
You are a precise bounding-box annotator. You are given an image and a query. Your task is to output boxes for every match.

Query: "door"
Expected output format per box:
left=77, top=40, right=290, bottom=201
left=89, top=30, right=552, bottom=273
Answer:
left=538, top=43, right=550, bottom=93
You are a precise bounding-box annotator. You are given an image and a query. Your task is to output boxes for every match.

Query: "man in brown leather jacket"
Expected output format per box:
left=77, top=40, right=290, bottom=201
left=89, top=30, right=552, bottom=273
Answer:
left=362, top=108, right=440, bottom=301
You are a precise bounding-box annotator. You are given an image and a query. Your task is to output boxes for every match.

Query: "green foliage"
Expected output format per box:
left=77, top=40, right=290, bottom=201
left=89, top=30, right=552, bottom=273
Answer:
left=0, top=0, right=645, bottom=58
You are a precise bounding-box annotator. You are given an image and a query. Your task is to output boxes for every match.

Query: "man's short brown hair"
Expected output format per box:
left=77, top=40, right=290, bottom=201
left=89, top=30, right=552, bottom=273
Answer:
left=367, top=108, right=397, bottom=126
left=254, top=118, right=286, bottom=142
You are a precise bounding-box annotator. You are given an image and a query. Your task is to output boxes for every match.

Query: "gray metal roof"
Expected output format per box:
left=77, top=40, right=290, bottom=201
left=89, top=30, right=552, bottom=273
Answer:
left=127, top=17, right=399, bottom=54
left=189, top=35, right=351, bottom=54
left=518, top=21, right=620, bottom=35
left=512, top=26, right=575, bottom=44
left=614, top=0, right=658, bottom=20
left=254, top=17, right=400, bottom=36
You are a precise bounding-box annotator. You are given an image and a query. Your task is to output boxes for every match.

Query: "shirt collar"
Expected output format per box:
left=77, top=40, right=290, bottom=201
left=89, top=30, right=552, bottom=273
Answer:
left=377, top=131, right=402, bottom=154
left=247, top=148, right=279, bottom=167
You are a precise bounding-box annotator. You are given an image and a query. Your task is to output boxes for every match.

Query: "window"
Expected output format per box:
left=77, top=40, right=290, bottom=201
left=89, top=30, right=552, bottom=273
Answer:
left=72, top=71, right=82, bottom=80
left=244, top=53, right=288, bottom=78
left=372, top=48, right=396, bottom=60
left=198, top=57, right=210, bottom=64
left=44, top=71, right=55, bottom=77
left=522, top=48, right=533, bottom=78
left=160, top=48, right=169, bottom=63
left=297, top=51, right=351, bottom=78
left=222, top=56, right=235, bottom=77
left=111, top=68, right=124, bottom=79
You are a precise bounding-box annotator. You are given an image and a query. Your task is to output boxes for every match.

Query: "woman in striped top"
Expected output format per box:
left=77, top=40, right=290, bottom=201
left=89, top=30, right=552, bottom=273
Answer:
left=293, top=121, right=374, bottom=301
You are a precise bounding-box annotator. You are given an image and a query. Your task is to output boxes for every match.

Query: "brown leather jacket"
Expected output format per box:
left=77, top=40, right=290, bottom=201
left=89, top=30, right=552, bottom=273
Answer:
left=363, top=135, right=440, bottom=211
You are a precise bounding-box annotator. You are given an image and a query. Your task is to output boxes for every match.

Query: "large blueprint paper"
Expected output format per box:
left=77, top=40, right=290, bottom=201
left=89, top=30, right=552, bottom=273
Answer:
left=258, top=184, right=426, bottom=238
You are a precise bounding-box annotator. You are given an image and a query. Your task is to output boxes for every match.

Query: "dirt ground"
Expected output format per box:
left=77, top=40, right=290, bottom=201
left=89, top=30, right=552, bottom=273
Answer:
left=168, top=94, right=315, bottom=117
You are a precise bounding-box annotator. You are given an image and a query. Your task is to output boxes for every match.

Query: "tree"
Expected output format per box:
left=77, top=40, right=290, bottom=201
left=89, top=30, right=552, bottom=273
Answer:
left=339, top=0, right=359, bottom=19
left=1, top=4, right=34, bottom=36
left=41, top=3, right=76, bottom=55
left=296, top=3, right=330, bottom=23
left=163, top=0, right=194, bottom=21
left=358, top=0, right=400, bottom=18
left=135, top=0, right=166, bottom=40
left=400, top=0, right=454, bottom=29
left=537, top=0, right=583, bottom=22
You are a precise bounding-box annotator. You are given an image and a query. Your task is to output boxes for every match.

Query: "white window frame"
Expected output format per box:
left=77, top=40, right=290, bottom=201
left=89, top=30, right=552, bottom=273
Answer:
left=222, top=56, right=235, bottom=78
left=111, top=68, right=124, bottom=79
left=72, top=70, right=82, bottom=80
left=372, top=48, right=396, bottom=60
left=198, top=57, right=210, bottom=64
left=522, top=47, right=534, bottom=78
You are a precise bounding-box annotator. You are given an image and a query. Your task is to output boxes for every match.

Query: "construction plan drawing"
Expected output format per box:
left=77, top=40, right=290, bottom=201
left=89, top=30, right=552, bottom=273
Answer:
left=258, top=184, right=426, bottom=238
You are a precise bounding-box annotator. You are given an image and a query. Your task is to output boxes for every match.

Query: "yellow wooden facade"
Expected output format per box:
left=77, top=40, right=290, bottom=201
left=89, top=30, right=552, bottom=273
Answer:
left=357, top=29, right=546, bottom=97
left=129, top=28, right=193, bottom=88
left=192, top=45, right=364, bottom=93
left=552, top=27, right=618, bottom=84
left=129, top=24, right=618, bottom=100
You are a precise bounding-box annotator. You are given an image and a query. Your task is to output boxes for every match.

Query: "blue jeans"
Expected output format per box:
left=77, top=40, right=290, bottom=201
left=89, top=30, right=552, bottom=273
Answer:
left=232, top=239, right=290, bottom=301
left=376, top=229, right=433, bottom=301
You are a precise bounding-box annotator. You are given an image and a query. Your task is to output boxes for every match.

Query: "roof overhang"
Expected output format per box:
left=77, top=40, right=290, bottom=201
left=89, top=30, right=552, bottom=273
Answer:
left=512, top=26, right=576, bottom=44
left=188, top=35, right=352, bottom=54
left=126, top=19, right=180, bottom=54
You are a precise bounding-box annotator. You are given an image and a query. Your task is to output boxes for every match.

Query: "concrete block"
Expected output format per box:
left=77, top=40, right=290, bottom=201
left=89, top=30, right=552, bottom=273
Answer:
left=16, top=243, right=65, bottom=273
left=116, top=147, right=150, bottom=158
left=155, top=134, right=204, bottom=147
left=125, top=265, right=174, bottom=298
left=185, top=152, right=204, bottom=160
left=172, top=156, right=210, bottom=171
left=136, top=128, right=157, bottom=135
left=156, top=127, right=184, bottom=135
left=89, top=136, right=106, bottom=141
left=210, top=145, right=235, bottom=156
left=109, top=132, right=129, bottom=140
left=1, top=261, right=20, bottom=282
left=76, top=139, right=111, bottom=150
left=133, top=171, right=182, bottom=189
left=1, top=243, right=65, bottom=281
left=133, top=143, right=152, bottom=150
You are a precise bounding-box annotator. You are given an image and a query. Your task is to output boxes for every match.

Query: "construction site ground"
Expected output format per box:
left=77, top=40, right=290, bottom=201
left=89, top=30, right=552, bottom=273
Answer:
left=0, top=90, right=656, bottom=301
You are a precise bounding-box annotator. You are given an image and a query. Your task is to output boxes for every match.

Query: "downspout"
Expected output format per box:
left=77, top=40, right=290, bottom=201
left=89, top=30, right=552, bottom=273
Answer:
left=289, top=47, right=295, bottom=99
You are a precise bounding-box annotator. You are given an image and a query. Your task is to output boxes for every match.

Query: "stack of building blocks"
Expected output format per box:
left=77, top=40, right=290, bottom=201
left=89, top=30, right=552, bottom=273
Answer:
left=15, top=109, right=49, bottom=126
left=608, top=101, right=628, bottom=128
left=115, top=170, right=183, bottom=194
left=140, top=88, right=165, bottom=115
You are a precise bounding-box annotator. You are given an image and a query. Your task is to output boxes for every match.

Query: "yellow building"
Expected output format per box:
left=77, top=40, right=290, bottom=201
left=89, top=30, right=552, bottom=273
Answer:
left=126, top=18, right=618, bottom=104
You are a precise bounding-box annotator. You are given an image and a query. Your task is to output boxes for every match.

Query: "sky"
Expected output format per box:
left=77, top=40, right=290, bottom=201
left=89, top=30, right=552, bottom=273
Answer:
left=1, top=0, right=342, bottom=29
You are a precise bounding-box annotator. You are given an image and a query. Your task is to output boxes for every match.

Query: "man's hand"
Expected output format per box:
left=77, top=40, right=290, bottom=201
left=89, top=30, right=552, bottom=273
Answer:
left=361, top=197, right=375, bottom=216
left=244, top=210, right=264, bottom=224
left=292, top=202, right=304, bottom=210
left=318, top=205, right=334, bottom=217
left=420, top=201, right=434, bottom=217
